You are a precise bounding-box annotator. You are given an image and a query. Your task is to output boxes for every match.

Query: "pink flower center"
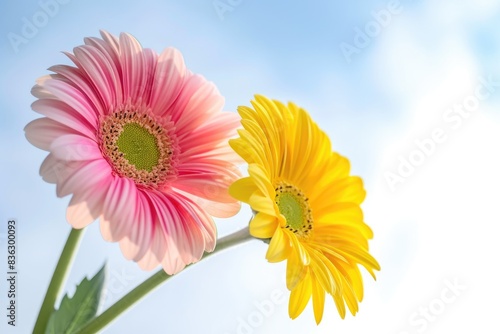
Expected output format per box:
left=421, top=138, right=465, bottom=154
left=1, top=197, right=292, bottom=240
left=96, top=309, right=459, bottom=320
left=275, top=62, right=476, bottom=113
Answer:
left=99, top=109, right=178, bottom=188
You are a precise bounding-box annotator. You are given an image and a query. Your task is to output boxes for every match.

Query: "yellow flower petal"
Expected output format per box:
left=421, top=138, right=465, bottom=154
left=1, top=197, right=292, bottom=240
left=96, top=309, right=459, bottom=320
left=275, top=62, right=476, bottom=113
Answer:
left=289, top=233, right=310, bottom=266
left=286, top=247, right=308, bottom=290
left=333, top=291, right=347, bottom=319
left=250, top=212, right=278, bottom=239
left=229, top=138, right=265, bottom=166
left=343, top=281, right=359, bottom=316
left=311, top=273, right=326, bottom=325
left=311, top=176, right=366, bottom=205
left=249, top=192, right=276, bottom=216
left=238, top=129, right=272, bottom=169
left=248, top=164, right=275, bottom=198
left=335, top=245, right=381, bottom=279
left=308, top=250, right=335, bottom=294
left=347, top=264, right=364, bottom=301
left=288, top=273, right=312, bottom=320
left=266, top=225, right=291, bottom=262
left=228, top=177, right=258, bottom=203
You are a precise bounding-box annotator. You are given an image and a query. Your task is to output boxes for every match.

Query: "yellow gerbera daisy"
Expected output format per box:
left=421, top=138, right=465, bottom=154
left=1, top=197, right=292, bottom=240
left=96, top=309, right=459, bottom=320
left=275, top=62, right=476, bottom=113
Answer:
left=229, top=95, right=380, bottom=324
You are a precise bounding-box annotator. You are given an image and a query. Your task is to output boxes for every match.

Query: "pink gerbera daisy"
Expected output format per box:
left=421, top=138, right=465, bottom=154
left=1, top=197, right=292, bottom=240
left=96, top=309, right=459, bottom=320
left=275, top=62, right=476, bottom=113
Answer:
left=25, top=31, right=241, bottom=274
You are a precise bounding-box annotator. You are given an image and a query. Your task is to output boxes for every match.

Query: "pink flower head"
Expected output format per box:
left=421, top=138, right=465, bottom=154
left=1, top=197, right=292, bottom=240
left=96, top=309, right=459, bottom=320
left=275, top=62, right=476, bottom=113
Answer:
left=25, top=31, right=241, bottom=274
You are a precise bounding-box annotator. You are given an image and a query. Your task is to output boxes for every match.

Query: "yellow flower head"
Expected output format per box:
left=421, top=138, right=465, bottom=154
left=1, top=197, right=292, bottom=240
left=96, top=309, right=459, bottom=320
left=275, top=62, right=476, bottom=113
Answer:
left=229, top=95, right=380, bottom=324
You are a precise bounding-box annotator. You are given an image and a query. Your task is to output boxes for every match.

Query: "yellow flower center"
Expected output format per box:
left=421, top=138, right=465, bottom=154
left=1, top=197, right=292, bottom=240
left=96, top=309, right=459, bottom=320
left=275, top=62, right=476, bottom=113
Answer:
left=275, top=183, right=313, bottom=238
left=100, top=110, right=177, bottom=188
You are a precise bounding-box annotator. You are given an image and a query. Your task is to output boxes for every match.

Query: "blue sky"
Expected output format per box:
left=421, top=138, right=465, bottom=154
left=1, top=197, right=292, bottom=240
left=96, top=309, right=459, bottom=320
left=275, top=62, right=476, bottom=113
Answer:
left=1, top=0, right=500, bottom=333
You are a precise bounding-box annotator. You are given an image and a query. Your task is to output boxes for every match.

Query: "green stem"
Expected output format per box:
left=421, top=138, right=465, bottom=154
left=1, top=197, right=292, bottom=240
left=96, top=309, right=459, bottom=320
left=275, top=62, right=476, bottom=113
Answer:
left=33, top=227, right=85, bottom=333
left=76, top=226, right=253, bottom=334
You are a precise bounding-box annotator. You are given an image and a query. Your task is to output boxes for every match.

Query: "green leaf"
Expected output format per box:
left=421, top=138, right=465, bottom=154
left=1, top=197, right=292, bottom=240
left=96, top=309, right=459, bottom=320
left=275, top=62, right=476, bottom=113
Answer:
left=45, top=264, right=107, bottom=334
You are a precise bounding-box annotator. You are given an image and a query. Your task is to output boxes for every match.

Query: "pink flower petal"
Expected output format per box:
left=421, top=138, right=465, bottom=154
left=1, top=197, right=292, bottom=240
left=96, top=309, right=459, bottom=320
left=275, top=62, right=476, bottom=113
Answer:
left=100, top=177, right=138, bottom=241
left=118, top=190, right=153, bottom=261
left=31, top=76, right=55, bottom=99
left=99, top=216, right=114, bottom=242
left=66, top=174, right=111, bottom=229
left=31, top=99, right=95, bottom=139
left=166, top=193, right=205, bottom=264
left=145, top=191, right=183, bottom=274
left=84, top=33, right=124, bottom=105
left=25, top=117, right=77, bottom=151
left=43, top=79, right=99, bottom=128
left=149, top=47, right=186, bottom=116
left=170, top=75, right=223, bottom=135
left=49, top=62, right=106, bottom=115
left=178, top=112, right=241, bottom=161
left=119, top=33, right=146, bottom=104
left=169, top=191, right=217, bottom=252
left=136, top=227, right=164, bottom=271
left=39, top=153, right=62, bottom=184
left=50, top=134, right=102, bottom=162
left=137, top=47, right=157, bottom=105
left=66, top=200, right=98, bottom=229
left=174, top=158, right=241, bottom=206
left=56, top=158, right=111, bottom=198
left=182, top=195, right=241, bottom=219
left=99, top=30, right=121, bottom=59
